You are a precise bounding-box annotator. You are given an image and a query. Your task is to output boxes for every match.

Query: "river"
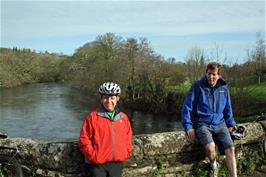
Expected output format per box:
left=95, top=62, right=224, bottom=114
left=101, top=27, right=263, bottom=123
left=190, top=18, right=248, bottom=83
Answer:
left=0, top=83, right=182, bottom=141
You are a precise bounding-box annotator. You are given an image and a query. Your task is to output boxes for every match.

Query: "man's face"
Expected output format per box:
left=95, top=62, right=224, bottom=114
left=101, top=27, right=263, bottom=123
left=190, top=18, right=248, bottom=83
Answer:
left=101, top=95, right=120, bottom=112
left=206, top=68, right=220, bottom=87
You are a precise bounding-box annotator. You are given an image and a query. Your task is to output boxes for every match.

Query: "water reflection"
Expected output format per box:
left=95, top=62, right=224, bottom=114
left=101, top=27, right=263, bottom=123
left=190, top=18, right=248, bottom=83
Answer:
left=0, top=83, right=182, bottom=141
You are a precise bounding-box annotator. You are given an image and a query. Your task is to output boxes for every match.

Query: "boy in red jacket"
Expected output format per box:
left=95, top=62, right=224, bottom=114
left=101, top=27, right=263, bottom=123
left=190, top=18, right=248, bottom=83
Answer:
left=79, top=82, right=132, bottom=177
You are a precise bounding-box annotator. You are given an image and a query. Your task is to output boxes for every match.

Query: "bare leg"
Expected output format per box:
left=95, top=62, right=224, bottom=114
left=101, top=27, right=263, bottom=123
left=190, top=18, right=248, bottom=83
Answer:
left=205, top=142, right=216, bottom=163
left=224, top=147, right=237, bottom=177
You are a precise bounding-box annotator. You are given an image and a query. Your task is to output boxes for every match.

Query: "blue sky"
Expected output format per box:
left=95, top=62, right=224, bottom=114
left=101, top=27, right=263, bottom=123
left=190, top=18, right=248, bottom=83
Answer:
left=1, top=0, right=265, bottom=63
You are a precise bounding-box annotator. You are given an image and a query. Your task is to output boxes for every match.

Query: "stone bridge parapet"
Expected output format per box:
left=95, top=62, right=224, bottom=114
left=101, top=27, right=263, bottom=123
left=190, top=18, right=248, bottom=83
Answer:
left=0, top=121, right=265, bottom=177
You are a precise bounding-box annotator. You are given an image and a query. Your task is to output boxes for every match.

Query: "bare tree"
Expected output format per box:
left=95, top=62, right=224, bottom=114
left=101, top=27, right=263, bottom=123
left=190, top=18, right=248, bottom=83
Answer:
left=247, top=33, right=266, bottom=85
left=209, top=43, right=228, bottom=64
left=185, top=46, right=206, bottom=82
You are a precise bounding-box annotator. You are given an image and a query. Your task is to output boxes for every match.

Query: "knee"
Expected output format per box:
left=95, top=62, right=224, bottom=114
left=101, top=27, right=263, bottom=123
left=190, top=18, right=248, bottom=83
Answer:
left=206, top=142, right=216, bottom=153
left=225, top=147, right=235, bottom=157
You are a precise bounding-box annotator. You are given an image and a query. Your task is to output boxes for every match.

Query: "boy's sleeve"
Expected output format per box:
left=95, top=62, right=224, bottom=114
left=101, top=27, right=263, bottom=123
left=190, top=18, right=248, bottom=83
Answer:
left=79, top=113, right=96, bottom=163
left=125, top=115, right=133, bottom=159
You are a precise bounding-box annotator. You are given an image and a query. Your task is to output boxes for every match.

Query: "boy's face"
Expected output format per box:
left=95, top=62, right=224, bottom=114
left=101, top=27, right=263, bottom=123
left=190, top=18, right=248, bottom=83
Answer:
left=206, top=68, right=220, bottom=87
left=101, top=95, right=120, bottom=112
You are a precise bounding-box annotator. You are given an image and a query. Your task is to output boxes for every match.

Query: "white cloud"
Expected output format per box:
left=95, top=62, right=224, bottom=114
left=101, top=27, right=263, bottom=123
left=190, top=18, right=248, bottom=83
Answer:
left=1, top=0, right=264, bottom=61
left=1, top=1, right=264, bottom=38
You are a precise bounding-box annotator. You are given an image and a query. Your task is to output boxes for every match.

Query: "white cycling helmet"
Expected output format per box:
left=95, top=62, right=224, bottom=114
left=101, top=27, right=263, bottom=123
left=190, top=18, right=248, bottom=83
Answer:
left=99, top=82, right=121, bottom=95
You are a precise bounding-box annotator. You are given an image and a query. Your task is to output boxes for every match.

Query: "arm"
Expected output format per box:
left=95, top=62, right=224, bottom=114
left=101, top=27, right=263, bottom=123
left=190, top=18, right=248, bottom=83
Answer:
left=181, top=83, right=199, bottom=141
left=125, top=116, right=133, bottom=159
left=79, top=113, right=96, bottom=163
left=223, top=88, right=236, bottom=128
left=181, top=83, right=196, bottom=132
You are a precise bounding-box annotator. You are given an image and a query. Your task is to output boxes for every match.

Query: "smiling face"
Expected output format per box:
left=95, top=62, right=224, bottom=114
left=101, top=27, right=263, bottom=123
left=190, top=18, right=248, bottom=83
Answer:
left=206, top=68, right=220, bottom=87
left=100, top=95, right=120, bottom=112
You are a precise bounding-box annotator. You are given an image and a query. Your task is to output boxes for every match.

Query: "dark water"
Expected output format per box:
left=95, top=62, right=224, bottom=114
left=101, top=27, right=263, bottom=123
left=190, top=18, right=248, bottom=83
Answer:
left=0, top=83, right=182, bottom=141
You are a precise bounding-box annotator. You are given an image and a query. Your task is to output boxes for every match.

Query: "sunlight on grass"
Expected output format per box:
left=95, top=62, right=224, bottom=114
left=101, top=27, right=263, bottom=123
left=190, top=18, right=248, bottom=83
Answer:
left=246, top=83, right=266, bottom=99
left=169, top=81, right=266, bottom=101
left=167, top=79, right=191, bottom=93
left=230, top=83, right=266, bottom=101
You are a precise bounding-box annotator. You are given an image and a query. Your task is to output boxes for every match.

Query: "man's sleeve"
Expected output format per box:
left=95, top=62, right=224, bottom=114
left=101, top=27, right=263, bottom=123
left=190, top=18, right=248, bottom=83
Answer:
left=223, top=88, right=236, bottom=127
left=181, top=84, right=196, bottom=132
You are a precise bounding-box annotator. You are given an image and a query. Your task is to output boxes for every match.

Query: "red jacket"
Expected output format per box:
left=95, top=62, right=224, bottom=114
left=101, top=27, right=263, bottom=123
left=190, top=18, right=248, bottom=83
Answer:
left=79, top=108, right=132, bottom=164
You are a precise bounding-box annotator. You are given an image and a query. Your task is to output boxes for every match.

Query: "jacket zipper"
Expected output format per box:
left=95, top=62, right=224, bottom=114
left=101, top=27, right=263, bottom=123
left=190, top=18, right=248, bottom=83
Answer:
left=207, top=89, right=214, bottom=112
left=111, top=121, right=116, bottom=161
left=216, top=89, right=220, bottom=113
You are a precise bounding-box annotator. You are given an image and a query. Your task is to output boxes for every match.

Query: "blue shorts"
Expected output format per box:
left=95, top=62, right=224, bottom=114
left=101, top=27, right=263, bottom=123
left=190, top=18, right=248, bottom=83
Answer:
left=195, top=124, right=234, bottom=155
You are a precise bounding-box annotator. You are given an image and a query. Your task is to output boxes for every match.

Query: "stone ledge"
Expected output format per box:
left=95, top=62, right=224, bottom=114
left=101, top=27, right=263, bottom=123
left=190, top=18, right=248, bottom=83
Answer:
left=0, top=121, right=265, bottom=176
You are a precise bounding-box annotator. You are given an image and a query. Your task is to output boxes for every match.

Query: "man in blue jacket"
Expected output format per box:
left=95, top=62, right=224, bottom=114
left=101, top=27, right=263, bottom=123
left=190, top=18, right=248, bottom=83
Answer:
left=181, top=63, right=237, bottom=177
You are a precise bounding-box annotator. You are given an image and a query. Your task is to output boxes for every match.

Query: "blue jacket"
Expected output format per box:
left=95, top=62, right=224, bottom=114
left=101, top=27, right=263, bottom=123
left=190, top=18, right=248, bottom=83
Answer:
left=181, top=76, right=236, bottom=132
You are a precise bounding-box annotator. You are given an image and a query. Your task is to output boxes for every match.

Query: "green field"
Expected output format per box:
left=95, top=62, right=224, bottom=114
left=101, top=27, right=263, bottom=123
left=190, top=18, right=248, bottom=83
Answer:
left=245, top=82, right=266, bottom=100
left=169, top=81, right=266, bottom=101
left=168, top=82, right=266, bottom=118
left=230, top=82, right=266, bottom=101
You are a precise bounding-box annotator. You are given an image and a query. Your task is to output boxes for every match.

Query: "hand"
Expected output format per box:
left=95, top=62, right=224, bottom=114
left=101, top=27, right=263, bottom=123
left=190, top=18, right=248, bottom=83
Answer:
left=228, top=126, right=237, bottom=132
left=186, top=129, right=196, bottom=142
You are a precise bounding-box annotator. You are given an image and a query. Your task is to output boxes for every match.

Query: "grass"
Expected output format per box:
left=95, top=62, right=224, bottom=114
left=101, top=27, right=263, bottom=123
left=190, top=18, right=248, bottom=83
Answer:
left=167, top=80, right=191, bottom=93
left=230, top=82, right=266, bottom=102
left=244, top=82, right=266, bottom=100
left=169, top=81, right=266, bottom=101
left=167, top=81, right=266, bottom=117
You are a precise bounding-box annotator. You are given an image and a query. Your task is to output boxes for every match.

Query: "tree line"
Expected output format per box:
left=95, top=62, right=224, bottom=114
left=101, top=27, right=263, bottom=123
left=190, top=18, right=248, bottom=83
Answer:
left=0, top=48, right=69, bottom=87
left=0, top=33, right=265, bottom=118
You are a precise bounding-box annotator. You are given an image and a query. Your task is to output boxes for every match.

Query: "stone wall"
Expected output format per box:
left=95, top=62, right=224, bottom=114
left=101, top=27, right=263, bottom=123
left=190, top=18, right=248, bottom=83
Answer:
left=0, top=121, right=265, bottom=177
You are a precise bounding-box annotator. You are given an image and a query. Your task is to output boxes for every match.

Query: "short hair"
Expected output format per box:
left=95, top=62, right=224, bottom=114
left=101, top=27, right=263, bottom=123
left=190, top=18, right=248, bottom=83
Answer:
left=206, top=62, right=222, bottom=75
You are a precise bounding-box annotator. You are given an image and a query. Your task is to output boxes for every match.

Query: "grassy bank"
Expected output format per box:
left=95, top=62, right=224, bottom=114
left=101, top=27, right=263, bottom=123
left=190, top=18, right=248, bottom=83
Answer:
left=245, top=83, right=266, bottom=100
